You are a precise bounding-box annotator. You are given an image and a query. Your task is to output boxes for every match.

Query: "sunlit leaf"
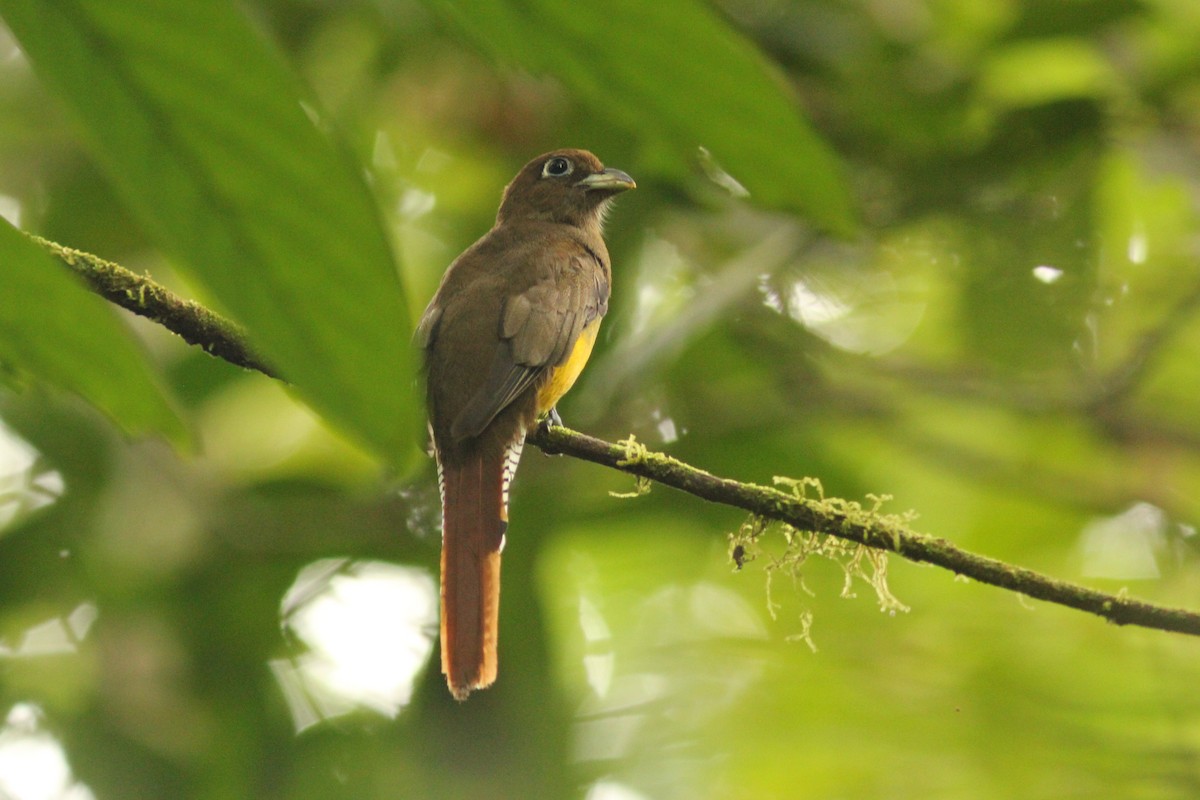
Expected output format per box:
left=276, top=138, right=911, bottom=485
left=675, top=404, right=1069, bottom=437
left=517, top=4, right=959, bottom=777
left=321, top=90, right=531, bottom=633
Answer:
left=979, top=38, right=1118, bottom=107
left=0, top=0, right=418, bottom=459
left=0, top=219, right=184, bottom=440
left=981, top=38, right=1118, bottom=108
left=427, top=0, right=857, bottom=234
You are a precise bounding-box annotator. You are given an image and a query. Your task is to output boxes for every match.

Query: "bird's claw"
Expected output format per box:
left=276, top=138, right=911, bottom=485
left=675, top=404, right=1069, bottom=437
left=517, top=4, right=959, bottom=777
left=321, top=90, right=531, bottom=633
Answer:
left=536, top=407, right=564, bottom=441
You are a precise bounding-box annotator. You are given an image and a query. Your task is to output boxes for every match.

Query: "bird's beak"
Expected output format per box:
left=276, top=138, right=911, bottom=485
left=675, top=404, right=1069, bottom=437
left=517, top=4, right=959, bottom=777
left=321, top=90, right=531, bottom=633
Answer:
left=578, top=167, right=636, bottom=192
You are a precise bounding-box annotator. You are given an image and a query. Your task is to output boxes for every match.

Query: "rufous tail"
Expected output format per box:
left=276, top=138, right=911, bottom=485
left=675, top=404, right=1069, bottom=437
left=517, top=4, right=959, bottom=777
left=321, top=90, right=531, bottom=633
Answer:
left=438, top=448, right=505, bottom=700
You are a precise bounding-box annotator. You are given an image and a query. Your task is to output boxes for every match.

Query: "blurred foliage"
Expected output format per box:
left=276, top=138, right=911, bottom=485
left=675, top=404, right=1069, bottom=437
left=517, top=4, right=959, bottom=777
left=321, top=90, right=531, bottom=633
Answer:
left=1, top=0, right=418, bottom=458
left=0, top=0, right=1199, bottom=798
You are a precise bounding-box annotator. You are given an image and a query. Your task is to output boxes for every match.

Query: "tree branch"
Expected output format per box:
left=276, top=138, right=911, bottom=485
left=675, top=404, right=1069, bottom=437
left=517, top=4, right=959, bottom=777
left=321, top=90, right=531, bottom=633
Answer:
left=38, top=234, right=1200, bottom=638
left=32, top=235, right=278, bottom=378
left=527, top=425, right=1200, bottom=635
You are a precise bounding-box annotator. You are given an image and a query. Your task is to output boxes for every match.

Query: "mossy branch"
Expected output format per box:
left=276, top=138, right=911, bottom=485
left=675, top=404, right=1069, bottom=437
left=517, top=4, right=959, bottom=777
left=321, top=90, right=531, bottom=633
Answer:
left=38, top=234, right=1200, bottom=639
left=527, top=426, right=1200, bottom=635
left=32, top=235, right=278, bottom=378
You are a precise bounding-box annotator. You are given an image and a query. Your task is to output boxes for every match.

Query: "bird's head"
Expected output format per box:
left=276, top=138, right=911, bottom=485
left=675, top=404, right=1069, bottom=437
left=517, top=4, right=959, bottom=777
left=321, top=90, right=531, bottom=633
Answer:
left=497, top=149, right=635, bottom=229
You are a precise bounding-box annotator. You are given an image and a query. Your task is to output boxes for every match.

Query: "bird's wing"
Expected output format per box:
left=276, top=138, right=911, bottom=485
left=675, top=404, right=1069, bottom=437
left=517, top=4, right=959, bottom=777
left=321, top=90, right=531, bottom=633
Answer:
left=450, top=247, right=608, bottom=441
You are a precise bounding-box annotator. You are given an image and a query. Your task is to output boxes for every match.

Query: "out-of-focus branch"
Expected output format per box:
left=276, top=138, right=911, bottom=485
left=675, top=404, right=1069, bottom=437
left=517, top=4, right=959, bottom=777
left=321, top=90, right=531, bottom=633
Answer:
left=866, top=273, right=1200, bottom=416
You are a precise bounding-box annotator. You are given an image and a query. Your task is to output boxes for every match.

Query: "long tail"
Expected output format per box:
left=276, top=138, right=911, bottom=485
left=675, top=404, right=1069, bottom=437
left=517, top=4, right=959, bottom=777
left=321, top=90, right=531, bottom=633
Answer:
left=438, top=443, right=517, bottom=700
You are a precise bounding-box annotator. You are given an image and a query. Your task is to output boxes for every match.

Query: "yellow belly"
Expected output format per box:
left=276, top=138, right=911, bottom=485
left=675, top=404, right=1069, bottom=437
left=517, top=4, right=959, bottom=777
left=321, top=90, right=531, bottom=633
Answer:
left=536, top=318, right=600, bottom=415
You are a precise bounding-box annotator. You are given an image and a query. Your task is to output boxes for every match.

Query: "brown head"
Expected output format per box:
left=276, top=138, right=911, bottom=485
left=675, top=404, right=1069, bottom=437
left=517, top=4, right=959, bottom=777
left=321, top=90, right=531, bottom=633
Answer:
left=496, top=149, right=636, bottom=228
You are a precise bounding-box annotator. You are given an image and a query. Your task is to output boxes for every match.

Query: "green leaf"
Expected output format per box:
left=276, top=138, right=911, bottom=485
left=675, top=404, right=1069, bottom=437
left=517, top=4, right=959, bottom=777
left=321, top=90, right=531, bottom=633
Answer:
left=428, top=0, right=857, bottom=234
left=981, top=38, right=1118, bottom=108
left=0, top=219, right=184, bottom=440
left=0, top=0, right=418, bottom=459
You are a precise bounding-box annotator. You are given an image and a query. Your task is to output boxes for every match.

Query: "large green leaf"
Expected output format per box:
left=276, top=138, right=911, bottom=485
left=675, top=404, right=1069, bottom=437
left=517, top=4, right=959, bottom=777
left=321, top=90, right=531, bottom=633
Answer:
left=0, top=219, right=184, bottom=440
left=429, top=0, right=856, bottom=234
left=0, top=0, right=417, bottom=459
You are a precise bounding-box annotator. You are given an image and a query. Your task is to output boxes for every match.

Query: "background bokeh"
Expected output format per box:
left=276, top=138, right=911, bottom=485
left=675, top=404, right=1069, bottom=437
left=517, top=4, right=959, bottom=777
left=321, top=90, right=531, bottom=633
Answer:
left=1, top=0, right=1200, bottom=798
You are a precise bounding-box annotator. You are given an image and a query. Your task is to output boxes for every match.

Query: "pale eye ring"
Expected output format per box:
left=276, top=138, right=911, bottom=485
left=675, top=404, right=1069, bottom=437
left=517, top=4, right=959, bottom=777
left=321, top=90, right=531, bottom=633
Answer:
left=542, top=156, right=573, bottom=178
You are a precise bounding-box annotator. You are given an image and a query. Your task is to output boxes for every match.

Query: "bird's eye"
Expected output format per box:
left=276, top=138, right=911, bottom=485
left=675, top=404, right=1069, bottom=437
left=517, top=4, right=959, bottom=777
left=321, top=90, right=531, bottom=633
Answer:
left=542, top=157, right=573, bottom=178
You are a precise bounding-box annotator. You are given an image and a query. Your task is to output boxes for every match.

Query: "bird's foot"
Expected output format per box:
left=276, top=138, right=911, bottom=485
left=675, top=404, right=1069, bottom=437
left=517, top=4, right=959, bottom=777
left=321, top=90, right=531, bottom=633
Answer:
left=536, top=407, right=564, bottom=443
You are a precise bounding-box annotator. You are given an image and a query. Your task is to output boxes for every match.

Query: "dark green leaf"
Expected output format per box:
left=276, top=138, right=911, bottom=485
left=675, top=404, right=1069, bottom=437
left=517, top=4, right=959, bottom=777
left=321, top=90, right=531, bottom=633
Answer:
left=429, top=0, right=857, bottom=234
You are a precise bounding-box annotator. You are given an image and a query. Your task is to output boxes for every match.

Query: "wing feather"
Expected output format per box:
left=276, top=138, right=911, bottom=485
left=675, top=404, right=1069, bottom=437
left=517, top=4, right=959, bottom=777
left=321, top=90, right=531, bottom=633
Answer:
left=450, top=250, right=607, bottom=441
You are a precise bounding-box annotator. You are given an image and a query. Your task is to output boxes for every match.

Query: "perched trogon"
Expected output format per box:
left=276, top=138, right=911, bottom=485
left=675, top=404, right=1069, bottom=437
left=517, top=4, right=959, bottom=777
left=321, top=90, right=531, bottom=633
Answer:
left=416, top=149, right=635, bottom=699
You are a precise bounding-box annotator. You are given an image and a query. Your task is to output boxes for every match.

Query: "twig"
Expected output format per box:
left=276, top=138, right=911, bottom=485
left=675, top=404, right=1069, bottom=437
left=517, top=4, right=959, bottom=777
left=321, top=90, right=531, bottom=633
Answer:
left=35, top=233, right=1200, bottom=638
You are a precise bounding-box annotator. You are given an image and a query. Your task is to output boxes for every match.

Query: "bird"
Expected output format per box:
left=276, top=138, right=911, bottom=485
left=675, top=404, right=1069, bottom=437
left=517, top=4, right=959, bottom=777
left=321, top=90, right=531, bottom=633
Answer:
left=416, top=149, right=635, bottom=699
